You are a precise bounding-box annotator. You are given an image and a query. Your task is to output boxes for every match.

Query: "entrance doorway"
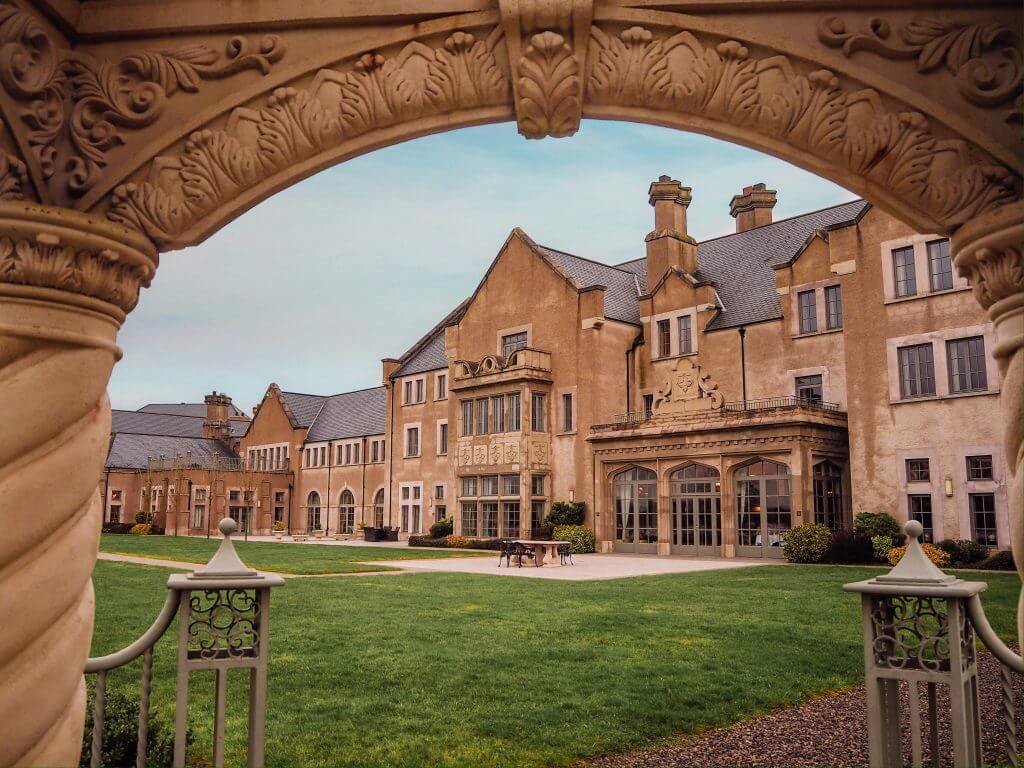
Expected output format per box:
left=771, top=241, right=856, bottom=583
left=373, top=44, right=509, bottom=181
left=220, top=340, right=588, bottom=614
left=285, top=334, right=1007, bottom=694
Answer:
left=670, top=464, right=722, bottom=556
left=735, top=459, right=792, bottom=559
left=613, top=467, right=658, bottom=553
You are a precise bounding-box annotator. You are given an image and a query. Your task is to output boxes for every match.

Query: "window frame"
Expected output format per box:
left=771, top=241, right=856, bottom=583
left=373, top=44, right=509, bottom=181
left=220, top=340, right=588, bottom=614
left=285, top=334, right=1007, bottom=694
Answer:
left=966, top=455, right=993, bottom=481
left=435, top=372, right=448, bottom=401
left=794, top=374, right=823, bottom=403
left=404, top=425, right=420, bottom=458
left=500, top=331, right=528, bottom=358
left=530, top=392, right=547, bottom=432
left=797, top=289, right=817, bottom=334
left=892, top=245, right=917, bottom=298
left=824, top=284, right=843, bottom=330
left=946, top=336, right=988, bottom=394
left=657, top=318, right=671, bottom=358
left=969, top=492, right=997, bottom=547
left=897, top=343, right=937, bottom=399
left=926, top=238, right=953, bottom=293
left=906, top=458, right=930, bottom=483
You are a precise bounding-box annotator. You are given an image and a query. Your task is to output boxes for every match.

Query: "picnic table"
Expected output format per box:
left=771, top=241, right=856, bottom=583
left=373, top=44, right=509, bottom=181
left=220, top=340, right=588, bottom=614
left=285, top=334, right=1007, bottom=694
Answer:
left=515, top=539, right=571, bottom=567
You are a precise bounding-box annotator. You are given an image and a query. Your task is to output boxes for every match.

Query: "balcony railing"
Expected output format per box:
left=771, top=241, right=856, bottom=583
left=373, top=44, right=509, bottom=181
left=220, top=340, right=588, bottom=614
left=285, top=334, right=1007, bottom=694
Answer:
left=146, top=455, right=290, bottom=473
left=609, top=396, right=843, bottom=426
left=451, top=346, right=552, bottom=385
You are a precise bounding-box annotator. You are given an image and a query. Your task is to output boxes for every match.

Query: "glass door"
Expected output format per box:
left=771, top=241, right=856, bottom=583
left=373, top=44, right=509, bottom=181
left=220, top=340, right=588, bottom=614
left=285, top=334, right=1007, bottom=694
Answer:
left=735, top=459, right=791, bottom=558
left=670, top=464, right=721, bottom=556
left=613, top=467, right=658, bottom=553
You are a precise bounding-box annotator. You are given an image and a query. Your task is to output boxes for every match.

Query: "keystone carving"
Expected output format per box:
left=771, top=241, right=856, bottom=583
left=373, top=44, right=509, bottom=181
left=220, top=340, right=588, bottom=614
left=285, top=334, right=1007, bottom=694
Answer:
left=499, top=0, right=592, bottom=138
left=652, top=357, right=725, bottom=415
left=587, top=25, right=1019, bottom=229
left=818, top=16, right=1023, bottom=123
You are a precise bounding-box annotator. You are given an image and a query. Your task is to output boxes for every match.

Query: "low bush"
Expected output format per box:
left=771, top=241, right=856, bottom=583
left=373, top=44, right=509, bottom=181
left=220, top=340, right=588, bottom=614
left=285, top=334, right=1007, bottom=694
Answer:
left=935, top=539, right=989, bottom=567
left=978, top=549, right=1016, bottom=571
left=272, top=520, right=286, bottom=532
left=408, top=535, right=448, bottom=548
left=429, top=516, right=454, bottom=538
left=80, top=685, right=185, bottom=768
left=445, top=534, right=470, bottom=548
left=853, top=512, right=901, bottom=540
left=782, top=523, right=832, bottom=563
left=544, top=501, right=585, bottom=528
left=134, top=510, right=149, bottom=524
left=553, top=525, right=596, bottom=554
left=871, top=535, right=894, bottom=563
left=101, top=522, right=134, bottom=534
left=129, top=523, right=152, bottom=535
left=887, top=543, right=951, bottom=568
left=823, top=532, right=875, bottom=564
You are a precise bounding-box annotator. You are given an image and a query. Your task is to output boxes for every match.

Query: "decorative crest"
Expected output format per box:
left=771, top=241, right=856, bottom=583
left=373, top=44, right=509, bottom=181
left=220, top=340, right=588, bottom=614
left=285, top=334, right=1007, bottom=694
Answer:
left=652, top=357, right=725, bottom=415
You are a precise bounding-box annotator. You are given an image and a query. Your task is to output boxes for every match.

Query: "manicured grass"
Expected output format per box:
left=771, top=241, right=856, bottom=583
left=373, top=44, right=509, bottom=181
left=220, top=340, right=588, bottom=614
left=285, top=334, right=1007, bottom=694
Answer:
left=99, top=533, right=486, bottom=574
left=89, top=561, right=1019, bottom=767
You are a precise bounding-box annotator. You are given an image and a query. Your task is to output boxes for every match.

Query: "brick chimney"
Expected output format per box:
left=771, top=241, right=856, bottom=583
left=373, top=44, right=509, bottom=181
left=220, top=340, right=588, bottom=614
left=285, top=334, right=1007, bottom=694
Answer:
left=203, top=390, right=233, bottom=442
left=645, top=175, right=697, bottom=286
left=729, top=183, right=777, bottom=233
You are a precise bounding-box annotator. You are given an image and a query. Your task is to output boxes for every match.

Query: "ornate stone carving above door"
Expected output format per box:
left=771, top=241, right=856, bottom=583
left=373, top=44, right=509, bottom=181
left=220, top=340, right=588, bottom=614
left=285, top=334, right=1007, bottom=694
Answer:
left=652, top=357, right=725, bottom=415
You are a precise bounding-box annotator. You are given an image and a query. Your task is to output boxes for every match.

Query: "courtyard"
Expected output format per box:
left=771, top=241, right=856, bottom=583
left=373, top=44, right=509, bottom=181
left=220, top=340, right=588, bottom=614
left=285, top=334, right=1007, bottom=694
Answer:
left=89, top=548, right=1019, bottom=768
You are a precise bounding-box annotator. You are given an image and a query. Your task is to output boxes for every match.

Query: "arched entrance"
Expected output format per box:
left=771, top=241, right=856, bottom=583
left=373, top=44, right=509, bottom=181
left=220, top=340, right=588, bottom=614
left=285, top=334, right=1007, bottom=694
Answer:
left=0, top=2, right=1019, bottom=764
left=613, top=466, right=658, bottom=553
left=338, top=490, right=355, bottom=534
left=669, top=464, right=722, bottom=557
left=306, top=491, right=322, bottom=532
left=735, top=459, right=792, bottom=559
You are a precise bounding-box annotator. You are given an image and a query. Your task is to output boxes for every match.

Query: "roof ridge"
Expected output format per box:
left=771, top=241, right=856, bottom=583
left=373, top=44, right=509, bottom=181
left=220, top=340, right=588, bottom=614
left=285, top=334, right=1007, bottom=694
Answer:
left=279, top=390, right=330, bottom=398
left=325, top=384, right=386, bottom=398
left=696, top=198, right=867, bottom=246
left=536, top=242, right=636, bottom=277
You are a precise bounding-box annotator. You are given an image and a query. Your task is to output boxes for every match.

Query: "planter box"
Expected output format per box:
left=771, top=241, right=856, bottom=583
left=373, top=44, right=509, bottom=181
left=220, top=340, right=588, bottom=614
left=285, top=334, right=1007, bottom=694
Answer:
left=291, top=533, right=308, bottom=542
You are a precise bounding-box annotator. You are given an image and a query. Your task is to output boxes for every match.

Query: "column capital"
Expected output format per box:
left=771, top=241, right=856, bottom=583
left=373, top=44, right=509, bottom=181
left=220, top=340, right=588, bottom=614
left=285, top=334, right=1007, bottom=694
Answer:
left=951, top=202, right=1023, bottom=316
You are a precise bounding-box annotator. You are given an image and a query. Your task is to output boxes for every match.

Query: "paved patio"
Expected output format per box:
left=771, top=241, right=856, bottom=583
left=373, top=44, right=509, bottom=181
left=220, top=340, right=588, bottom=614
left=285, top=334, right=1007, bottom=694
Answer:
left=364, top=552, right=775, bottom=581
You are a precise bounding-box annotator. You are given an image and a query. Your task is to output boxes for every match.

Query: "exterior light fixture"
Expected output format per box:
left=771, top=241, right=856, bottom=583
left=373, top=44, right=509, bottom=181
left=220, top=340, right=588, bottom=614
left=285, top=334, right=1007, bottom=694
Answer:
left=943, top=475, right=954, bottom=497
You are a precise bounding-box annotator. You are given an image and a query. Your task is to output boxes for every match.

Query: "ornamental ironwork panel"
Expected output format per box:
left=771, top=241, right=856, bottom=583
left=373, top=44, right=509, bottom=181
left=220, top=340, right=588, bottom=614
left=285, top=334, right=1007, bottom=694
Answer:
left=187, top=588, right=261, bottom=661
left=869, top=595, right=953, bottom=672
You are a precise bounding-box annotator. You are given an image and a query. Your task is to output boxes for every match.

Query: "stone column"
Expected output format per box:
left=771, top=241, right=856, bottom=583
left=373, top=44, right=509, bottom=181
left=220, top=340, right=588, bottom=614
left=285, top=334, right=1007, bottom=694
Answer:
left=951, top=202, right=1023, bottom=648
left=0, top=203, right=157, bottom=766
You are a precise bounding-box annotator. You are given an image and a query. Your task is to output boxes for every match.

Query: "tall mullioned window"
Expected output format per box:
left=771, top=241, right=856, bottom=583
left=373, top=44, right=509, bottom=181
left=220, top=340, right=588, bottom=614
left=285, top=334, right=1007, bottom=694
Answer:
left=893, top=246, right=917, bottom=297
left=678, top=315, right=693, bottom=354
left=531, top=392, right=546, bottom=432
left=927, top=238, right=953, bottom=292
left=825, top=285, right=843, bottom=329
left=898, top=343, right=935, bottom=398
left=797, top=290, right=817, bottom=334
left=946, top=336, right=987, bottom=394
left=970, top=493, right=997, bottom=547
left=657, top=319, right=671, bottom=357
left=908, top=494, right=933, bottom=542
left=508, top=393, right=521, bottom=431
left=461, top=400, right=473, bottom=437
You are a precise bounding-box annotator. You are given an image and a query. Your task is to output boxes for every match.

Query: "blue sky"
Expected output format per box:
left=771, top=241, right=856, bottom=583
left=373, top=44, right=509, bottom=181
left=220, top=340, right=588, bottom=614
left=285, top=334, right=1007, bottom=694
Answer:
left=109, top=120, right=857, bottom=413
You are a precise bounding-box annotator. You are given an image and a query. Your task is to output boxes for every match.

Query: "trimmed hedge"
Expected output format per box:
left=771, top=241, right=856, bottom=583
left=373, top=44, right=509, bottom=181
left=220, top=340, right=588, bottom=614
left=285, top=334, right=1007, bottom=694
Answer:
left=853, top=512, right=901, bottom=540
left=935, top=539, right=989, bottom=567
left=978, top=549, right=1015, bottom=571
left=80, top=685, right=185, bottom=767
left=782, top=523, right=831, bottom=563
left=429, top=517, right=454, bottom=538
left=407, top=535, right=502, bottom=551
left=552, top=525, right=596, bottom=554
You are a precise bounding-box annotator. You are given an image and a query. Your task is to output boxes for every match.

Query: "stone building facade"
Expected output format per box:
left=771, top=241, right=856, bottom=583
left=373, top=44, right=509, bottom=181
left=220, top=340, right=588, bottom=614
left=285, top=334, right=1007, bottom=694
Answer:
left=102, top=178, right=1006, bottom=556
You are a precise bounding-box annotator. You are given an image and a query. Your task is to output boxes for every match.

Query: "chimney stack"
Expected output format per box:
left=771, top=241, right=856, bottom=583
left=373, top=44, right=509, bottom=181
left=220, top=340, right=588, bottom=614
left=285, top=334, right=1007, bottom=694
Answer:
left=729, top=183, right=777, bottom=233
left=645, top=175, right=697, bottom=285
left=203, top=390, right=233, bottom=442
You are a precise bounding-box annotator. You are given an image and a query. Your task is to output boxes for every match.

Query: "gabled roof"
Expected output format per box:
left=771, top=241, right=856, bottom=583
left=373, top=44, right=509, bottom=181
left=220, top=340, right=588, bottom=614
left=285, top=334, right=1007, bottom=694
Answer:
left=306, top=386, right=387, bottom=442
left=105, top=434, right=235, bottom=470
left=616, top=199, right=870, bottom=330
left=278, top=391, right=329, bottom=428
left=139, top=402, right=247, bottom=418
left=391, top=300, right=469, bottom=379
left=111, top=410, right=248, bottom=438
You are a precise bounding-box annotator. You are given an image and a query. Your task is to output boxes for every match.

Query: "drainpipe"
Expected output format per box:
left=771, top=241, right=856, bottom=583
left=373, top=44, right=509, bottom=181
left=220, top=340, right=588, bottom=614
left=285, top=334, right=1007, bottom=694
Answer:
left=102, top=469, right=110, bottom=524
left=387, top=380, right=396, bottom=528
left=326, top=440, right=333, bottom=536
left=738, top=326, right=748, bottom=409
left=360, top=436, right=367, bottom=527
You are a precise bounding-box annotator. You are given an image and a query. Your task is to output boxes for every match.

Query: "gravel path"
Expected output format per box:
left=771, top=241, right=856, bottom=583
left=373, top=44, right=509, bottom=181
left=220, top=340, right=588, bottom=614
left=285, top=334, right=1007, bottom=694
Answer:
left=588, top=649, right=1021, bottom=768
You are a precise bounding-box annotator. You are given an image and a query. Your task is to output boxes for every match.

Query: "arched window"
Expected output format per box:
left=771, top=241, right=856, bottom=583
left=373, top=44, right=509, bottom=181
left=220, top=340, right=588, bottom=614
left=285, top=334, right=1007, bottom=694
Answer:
left=813, top=460, right=844, bottom=531
left=735, top=459, right=791, bottom=558
left=613, top=467, right=658, bottom=553
left=669, top=463, right=721, bottom=555
left=339, top=489, right=356, bottom=534
left=373, top=489, right=385, bottom=528
left=306, top=491, right=321, bottom=531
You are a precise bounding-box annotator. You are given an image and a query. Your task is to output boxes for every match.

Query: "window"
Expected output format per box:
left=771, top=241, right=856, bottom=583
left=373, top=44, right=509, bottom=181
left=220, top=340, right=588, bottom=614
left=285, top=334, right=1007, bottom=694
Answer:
left=461, top=400, right=474, bottom=437
left=657, top=319, right=671, bottom=357
left=435, top=505, right=446, bottom=521
left=319, top=446, right=326, bottom=466
left=508, top=392, right=521, bottom=431
left=898, top=343, right=936, bottom=398
left=908, top=494, right=933, bottom=542
left=906, top=458, right=930, bottom=482
left=927, top=239, right=953, bottom=292
left=306, top=491, right=321, bottom=531
left=797, top=290, right=817, bottom=334
left=438, top=422, right=448, bottom=455
left=373, top=489, right=385, bottom=527
left=946, top=336, right=987, bottom=394
left=481, top=501, right=498, bottom=537
left=435, top=484, right=445, bottom=500
left=812, top=461, right=843, bottom=531
left=461, top=476, right=478, bottom=497
left=405, top=426, right=420, bottom=457
left=475, top=397, right=489, bottom=435
left=372, top=439, right=380, bottom=462
left=825, top=285, right=843, bottom=329
left=501, top=332, right=528, bottom=358
left=436, top=373, right=447, bottom=400
left=502, top=474, right=520, bottom=496
left=531, top=392, right=546, bottom=432
left=502, top=502, right=520, bottom=537
left=531, top=474, right=545, bottom=497
left=678, top=315, right=693, bottom=354
left=480, top=475, right=499, bottom=496
left=795, top=374, right=822, bottom=403
left=353, top=443, right=360, bottom=464
left=490, top=394, right=505, bottom=433
left=191, top=500, right=205, bottom=529
left=403, top=378, right=425, bottom=404
left=344, top=444, right=352, bottom=465
left=642, top=393, right=654, bottom=417
left=531, top=501, right=546, bottom=531
left=399, top=484, right=421, bottom=533
left=969, top=493, right=997, bottom=547
left=562, top=392, right=573, bottom=431
left=461, top=501, right=478, bottom=536
left=967, top=455, right=993, bottom=481
left=339, top=489, right=355, bottom=534
left=893, top=246, right=917, bottom=297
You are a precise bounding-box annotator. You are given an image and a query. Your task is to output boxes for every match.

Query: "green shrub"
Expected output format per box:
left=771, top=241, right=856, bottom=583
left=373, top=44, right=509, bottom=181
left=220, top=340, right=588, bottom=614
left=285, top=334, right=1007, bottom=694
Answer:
left=552, top=525, right=596, bottom=554
left=129, top=523, right=152, bottom=535
left=871, top=535, right=894, bottom=563
left=408, top=535, right=448, bottom=548
left=544, top=501, right=585, bottom=528
left=429, top=516, right=454, bottom=538
left=782, top=523, right=832, bottom=563
left=823, top=532, right=875, bottom=564
left=935, top=539, right=989, bottom=567
left=272, top=520, right=286, bottom=531
left=134, top=510, right=148, bottom=524
left=101, top=523, right=134, bottom=534
left=978, top=549, right=1016, bottom=571
left=80, top=685, right=185, bottom=767
left=853, top=512, right=900, bottom=540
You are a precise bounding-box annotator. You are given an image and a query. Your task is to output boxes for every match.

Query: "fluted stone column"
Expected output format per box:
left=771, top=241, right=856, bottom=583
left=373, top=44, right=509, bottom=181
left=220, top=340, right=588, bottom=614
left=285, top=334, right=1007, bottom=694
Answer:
left=0, top=203, right=157, bottom=766
left=952, top=202, right=1024, bottom=648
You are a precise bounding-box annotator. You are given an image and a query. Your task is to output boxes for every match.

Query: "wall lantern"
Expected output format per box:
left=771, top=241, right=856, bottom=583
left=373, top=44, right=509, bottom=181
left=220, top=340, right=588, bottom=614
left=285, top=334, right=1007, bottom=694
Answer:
left=943, top=475, right=954, bottom=497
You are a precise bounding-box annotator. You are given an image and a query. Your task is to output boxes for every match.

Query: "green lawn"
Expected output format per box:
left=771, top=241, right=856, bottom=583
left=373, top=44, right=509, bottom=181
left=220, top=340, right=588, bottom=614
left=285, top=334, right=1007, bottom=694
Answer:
left=99, top=533, right=486, bottom=574
left=89, top=560, right=1019, bottom=767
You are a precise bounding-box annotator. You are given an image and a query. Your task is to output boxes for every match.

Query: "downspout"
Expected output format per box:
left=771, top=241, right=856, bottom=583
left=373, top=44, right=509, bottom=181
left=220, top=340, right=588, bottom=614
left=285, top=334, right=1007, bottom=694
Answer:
left=360, top=436, right=367, bottom=527
left=102, top=469, right=110, bottom=524
left=326, top=440, right=333, bottom=536
left=738, top=326, right=748, bottom=408
left=387, top=380, right=396, bottom=527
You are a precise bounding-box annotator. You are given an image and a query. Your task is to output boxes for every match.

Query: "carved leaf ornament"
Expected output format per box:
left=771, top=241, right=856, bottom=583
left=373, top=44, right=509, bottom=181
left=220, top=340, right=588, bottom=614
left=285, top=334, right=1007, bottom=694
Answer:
left=518, top=31, right=580, bottom=138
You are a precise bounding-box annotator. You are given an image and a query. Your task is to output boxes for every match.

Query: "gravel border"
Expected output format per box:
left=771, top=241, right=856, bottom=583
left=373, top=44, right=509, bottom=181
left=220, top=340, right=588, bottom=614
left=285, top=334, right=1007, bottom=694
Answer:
left=587, top=649, right=1021, bottom=768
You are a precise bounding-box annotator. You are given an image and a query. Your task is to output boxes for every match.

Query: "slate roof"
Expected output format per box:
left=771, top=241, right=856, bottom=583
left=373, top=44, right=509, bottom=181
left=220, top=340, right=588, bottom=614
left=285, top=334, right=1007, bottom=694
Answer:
left=279, top=391, right=329, bottom=428
left=106, top=433, right=235, bottom=470
left=306, top=387, right=387, bottom=442
left=391, top=301, right=469, bottom=378
left=616, top=199, right=870, bottom=330
left=139, top=402, right=246, bottom=418
left=531, top=242, right=643, bottom=324
left=111, top=410, right=248, bottom=438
